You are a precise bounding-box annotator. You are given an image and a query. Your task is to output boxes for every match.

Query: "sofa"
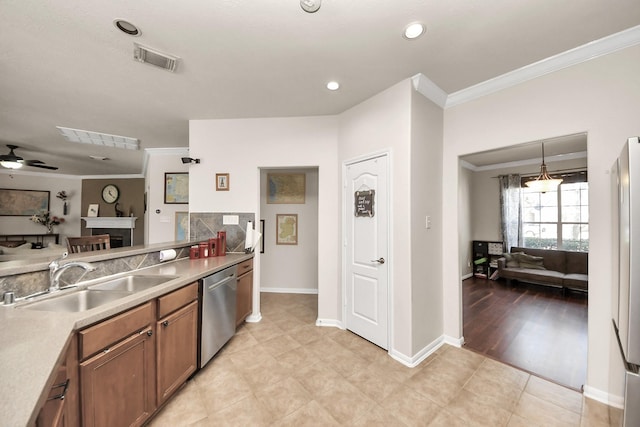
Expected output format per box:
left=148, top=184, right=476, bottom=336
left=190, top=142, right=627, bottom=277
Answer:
left=497, top=246, right=588, bottom=292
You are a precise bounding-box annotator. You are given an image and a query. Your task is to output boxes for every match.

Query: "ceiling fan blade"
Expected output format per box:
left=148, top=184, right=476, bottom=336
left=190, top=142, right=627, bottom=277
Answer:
left=27, top=163, right=59, bottom=170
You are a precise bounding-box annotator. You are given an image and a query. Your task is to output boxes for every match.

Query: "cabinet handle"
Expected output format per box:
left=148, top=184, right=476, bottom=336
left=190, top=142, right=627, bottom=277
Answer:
left=47, top=379, right=69, bottom=401
left=162, top=320, right=169, bottom=327
left=147, top=330, right=153, bottom=337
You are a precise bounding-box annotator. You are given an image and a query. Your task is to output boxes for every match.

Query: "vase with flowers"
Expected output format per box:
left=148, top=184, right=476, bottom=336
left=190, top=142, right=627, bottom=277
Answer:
left=30, top=211, right=65, bottom=234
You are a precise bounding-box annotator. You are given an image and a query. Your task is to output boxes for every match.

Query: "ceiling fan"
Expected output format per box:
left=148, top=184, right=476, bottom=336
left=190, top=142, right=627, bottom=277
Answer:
left=0, top=144, right=58, bottom=170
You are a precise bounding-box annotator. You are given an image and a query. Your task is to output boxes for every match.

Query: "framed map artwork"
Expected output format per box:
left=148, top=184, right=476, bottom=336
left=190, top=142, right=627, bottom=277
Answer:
left=175, top=211, right=189, bottom=240
left=164, top=172, right=189, bottom=204
left=276, top=214, right=298, bottom=245
left=267, top=173, right=305, bottom=204
left=0, top=189, right=49, bottom=216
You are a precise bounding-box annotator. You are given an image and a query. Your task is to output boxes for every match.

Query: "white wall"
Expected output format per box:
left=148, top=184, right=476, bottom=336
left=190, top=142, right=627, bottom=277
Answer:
left=338, top=79, right=415, bottom=358
left=189, top=116, right=339, bottom=322
left=410, top=89, right=444, bottom=354
left=145, top=150, right=189, bottom=244
left=260, top=168, right=318, bottom=293
left=0, top=170, right=82, bottom=242
left=458, top=165, right=473, bottom=277
left=443, top=44, right=640, bottom=401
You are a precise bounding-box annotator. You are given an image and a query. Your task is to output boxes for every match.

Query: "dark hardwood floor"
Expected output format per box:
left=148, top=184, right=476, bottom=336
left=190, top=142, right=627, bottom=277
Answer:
left=462, top=276, right=588, bottom=391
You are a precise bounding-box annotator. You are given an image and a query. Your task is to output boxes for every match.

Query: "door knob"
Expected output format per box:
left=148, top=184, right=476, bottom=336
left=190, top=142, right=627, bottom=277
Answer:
left=371, top=257, right=385, bottom=264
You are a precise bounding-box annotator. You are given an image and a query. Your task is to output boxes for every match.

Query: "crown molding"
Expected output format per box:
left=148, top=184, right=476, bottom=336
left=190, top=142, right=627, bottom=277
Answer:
left=446, top=25, right=640, bottom=108
left=461, top=151, right=587, bottom=172
left=0, top=169, right=82, bottom=180
left=411, top=73, right=448, bottom=108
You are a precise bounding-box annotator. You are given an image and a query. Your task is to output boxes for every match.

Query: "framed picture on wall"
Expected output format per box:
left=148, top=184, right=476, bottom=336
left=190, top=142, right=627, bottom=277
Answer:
left=164, top=172, right=189, bottom=204
left=0, top=189, right=49, bottom=216
left=175, top=211, right=189, bottom=240
left=267, top=173, right=305, bottom=204
left=276, top=214, right=298, bottom=245
left=216, top=173, right=230, bottom=191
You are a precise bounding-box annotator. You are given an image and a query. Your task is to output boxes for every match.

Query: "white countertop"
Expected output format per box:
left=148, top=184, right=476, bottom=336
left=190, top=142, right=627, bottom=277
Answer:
left=0, top=253, right=253, bottom=427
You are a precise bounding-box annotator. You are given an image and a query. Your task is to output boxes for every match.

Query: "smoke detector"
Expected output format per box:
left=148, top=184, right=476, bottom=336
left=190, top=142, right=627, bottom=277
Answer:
left=133, top=43, right=179, bottom=72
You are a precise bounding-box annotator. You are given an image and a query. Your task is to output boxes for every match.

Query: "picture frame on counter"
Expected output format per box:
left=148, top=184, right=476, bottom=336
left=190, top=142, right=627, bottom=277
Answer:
left=216, top=173, right=230, bottom=191
left=276, top=214, right=298, bottom=245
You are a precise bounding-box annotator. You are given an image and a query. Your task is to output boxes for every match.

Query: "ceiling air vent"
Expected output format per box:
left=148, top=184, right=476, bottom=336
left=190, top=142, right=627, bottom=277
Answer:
left=133, top=43, right=179, bottom=72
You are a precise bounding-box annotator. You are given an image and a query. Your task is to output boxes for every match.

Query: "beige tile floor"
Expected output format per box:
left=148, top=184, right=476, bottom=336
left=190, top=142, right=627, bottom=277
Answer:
left=149, top=293, right=621, bottom=426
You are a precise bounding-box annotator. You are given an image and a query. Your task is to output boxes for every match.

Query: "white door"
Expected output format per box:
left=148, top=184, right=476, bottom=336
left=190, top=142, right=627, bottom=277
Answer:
left=345, top=154, right=389, bottom=349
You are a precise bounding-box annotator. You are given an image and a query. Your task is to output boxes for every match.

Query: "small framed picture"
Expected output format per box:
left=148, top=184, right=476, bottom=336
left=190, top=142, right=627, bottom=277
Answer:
left=216, top=173, right=230, bottom=191
left=276, top=214, right=298, bottom=245
left=87, top=204, right=99, bottom=217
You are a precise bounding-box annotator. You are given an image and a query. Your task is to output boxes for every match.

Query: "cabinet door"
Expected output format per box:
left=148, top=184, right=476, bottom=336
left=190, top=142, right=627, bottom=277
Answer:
left=37, top=335, right=79, bottom=427
left=80, top=328, right=156, bottom=427
left=156, top=300, right=198, bottom=405
left=236, top=270, right=253, bottom=326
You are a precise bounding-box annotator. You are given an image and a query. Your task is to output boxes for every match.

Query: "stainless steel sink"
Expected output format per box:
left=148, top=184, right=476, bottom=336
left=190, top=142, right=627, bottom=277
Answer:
left=88, top=275, right=177, bottom=292
left=19, top=289, right=133, bottom=312
left=17, top=274, right=177, bottom=312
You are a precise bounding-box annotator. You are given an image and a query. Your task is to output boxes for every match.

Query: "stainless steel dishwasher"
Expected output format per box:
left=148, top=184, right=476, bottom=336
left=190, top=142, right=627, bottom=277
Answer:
left=200, top=265, right=237, bottom=368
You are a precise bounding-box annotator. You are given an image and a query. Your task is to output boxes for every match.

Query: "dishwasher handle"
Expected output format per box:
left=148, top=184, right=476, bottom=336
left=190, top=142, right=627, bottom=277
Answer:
left=206, top=274, right=236, bottom=291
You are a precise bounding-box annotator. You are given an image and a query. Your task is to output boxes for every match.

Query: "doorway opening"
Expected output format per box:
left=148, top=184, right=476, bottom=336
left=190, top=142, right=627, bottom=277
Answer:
left=458, top=133, right=589, bottom=391
left=259, top=167, right=319, bottom=296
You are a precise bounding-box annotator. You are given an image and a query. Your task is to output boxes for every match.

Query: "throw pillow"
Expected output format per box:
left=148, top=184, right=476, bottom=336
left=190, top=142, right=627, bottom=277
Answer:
left=503, top=252, right=523, bottom=268
left=517, top=253, right=546, bottom=270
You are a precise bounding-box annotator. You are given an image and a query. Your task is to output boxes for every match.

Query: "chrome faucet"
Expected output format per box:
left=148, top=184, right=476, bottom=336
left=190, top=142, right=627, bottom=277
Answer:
left=48, top=252, right=96, bottom=292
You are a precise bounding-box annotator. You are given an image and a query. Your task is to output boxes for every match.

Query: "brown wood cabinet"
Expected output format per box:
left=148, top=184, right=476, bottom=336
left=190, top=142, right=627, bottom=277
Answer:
left=236, top=259, right=254, bottom=326
left=36, top=336, right=79, bottom=427
left=78, top=301, right=156, bottom=427
left=156, top=284, right=198, bottom=405
left=80, top=327, right=156, bottom=427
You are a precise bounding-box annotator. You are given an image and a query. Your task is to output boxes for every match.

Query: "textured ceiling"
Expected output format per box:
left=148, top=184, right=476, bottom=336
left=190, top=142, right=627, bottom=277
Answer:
left=1, top=0, right=639, bottom=175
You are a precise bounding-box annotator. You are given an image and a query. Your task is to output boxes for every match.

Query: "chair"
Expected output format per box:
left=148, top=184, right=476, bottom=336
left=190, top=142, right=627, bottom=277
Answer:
left=66, top=234, right=111, bottom=253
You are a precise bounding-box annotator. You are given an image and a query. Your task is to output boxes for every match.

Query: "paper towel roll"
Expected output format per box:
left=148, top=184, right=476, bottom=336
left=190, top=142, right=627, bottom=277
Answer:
left=245, top=221, right=254, bottom=250
left=159, top=249, right=177, bottom=262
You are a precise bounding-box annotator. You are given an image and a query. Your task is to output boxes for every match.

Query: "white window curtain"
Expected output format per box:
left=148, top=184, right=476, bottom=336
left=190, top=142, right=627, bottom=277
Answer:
left=499, top=174, right=522, bottom=252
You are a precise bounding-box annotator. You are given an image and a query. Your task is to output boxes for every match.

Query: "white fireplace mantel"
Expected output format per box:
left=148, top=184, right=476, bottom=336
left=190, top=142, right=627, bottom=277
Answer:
left=82, top=217, right=137, bottom=229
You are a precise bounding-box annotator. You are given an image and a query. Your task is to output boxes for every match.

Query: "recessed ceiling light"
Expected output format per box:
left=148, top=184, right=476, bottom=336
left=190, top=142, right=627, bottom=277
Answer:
left=404, top=22, right=425, bottom=40
left=114, top=19, right=141, bottom=36
left=57, top=126, right=140, bottom=150
left=300, top=0, right=321, bottom=13
left=326, top=81, right=340, bottom=91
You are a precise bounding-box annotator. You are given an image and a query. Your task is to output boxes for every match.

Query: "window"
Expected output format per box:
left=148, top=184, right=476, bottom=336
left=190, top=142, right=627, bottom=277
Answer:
left=521, top=181, right=589, bottom=251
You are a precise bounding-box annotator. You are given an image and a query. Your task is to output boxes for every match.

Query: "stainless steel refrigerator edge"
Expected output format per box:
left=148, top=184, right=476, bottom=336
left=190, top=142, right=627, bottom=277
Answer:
left=612, top=136, right=640, bottom=426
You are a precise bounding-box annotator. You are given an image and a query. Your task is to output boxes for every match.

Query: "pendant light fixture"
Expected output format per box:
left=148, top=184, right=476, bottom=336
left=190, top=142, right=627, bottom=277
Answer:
left=525, top=142, right=563, bottom=192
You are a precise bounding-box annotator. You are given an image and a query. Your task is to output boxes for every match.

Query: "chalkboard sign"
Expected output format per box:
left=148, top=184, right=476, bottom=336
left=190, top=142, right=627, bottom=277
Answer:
left=355, top=189, right=375, bottom=217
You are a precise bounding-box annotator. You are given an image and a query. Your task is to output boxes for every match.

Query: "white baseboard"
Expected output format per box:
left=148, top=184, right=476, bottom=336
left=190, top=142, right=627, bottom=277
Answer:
left=261, top=287, right=318, bottom=294
left=315, top=318, right=344, bottom=329
left=443, top=335, right=465, bottom=347
left=461, top=272, right=473, bottom=280
left=583, top=385, right=624, bottom=409
left=389, top=335, right=449, bottom=368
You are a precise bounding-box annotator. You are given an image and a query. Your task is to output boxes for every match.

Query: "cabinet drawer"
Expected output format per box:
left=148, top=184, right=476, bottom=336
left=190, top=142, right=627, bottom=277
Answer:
left=79, top=302, right=154, bottom=360
left=237, top=259, right=253, bottom=275
left=157, top=282, right=198, bottom=319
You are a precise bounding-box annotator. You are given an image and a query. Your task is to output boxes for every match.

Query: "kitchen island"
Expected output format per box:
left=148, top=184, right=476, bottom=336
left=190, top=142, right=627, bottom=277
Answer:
left=0, top=249, right=253, bottom=427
